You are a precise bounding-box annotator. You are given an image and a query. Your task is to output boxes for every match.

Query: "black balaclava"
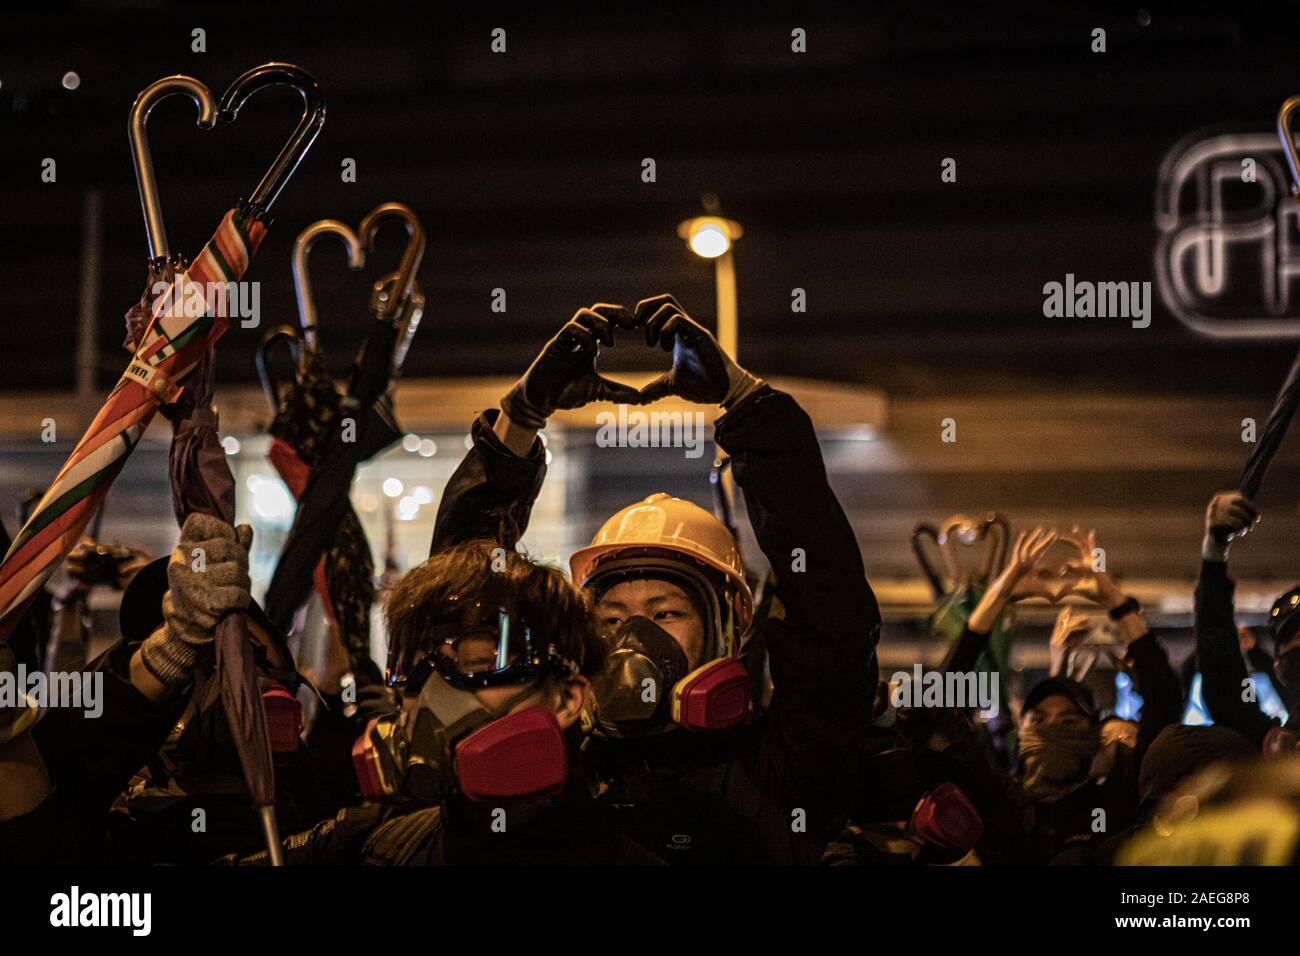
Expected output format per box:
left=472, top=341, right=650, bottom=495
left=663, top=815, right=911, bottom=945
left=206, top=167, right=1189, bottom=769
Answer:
left=1018, top=678, right=1101, bottom=802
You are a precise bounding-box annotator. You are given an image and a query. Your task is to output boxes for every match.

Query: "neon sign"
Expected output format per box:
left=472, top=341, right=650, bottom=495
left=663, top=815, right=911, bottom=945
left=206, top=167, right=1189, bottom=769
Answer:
left=1155, top=129, right=1300, bottom=338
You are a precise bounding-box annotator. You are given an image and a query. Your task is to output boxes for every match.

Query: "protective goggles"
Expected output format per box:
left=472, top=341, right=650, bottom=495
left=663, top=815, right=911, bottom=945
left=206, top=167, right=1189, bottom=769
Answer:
left=386, top=602, right=579, bottom=693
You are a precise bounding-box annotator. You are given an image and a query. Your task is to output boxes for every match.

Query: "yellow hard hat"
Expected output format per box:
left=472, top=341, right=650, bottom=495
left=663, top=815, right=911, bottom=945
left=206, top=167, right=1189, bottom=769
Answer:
left=570, top=493, right=754, bottom=640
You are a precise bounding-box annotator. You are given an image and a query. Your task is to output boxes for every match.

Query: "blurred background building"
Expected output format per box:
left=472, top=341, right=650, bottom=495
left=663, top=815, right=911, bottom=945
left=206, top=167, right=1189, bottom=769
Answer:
left=5, top=2, right=1300, bottom=697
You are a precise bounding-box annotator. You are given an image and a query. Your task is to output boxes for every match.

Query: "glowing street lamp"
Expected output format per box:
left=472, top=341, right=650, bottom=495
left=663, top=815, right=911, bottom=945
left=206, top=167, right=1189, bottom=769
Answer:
left=676, top=211, right=743, bottom=359
left=682, top=216, right=736, bottom=259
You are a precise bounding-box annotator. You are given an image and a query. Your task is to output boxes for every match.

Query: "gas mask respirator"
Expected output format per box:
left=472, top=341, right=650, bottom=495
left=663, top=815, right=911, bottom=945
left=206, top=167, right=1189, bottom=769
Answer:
left=353, top=604, right=575, bottom=803
left=352, top=672, right=568, bottom=803
left=590, top=616, right=751, bottom=737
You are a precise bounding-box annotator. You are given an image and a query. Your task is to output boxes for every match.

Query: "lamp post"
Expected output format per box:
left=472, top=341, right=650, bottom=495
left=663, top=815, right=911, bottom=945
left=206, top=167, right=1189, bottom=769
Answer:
left=677, top=205, right=746, bottom=555
left=675, top=213, right=744, bottom=359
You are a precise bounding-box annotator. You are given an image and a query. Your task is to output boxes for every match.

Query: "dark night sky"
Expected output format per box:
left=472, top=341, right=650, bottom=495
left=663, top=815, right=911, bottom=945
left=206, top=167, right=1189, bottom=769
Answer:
left=1, top=1, right=1298, bottom=399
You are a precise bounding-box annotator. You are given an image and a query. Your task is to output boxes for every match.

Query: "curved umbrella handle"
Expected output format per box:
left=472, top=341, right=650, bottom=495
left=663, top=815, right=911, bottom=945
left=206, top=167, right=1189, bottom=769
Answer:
left=256, top=325, right=303, bottom=412
left=911, top=523, right=948, bottom=599
left=369, top=272, right=426, bottom=374
left=218, top=63, right=326, bottom=219
left=980, top=512, right=1011, bottom=579
left=129, top=76, right=218, bottom=263
left=358, top=202, right=426, bottom=323
left=937, top=514, right=979, bottom=587
left=292, top=220, right=365, bottom=353
left=1278, top=95, right=1300, bottom=195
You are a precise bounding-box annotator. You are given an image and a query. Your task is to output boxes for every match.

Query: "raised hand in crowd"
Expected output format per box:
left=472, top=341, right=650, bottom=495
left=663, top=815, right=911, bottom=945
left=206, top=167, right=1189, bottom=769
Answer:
left=48, top=540, right=153, bottom=673
left=1055, top=527, right=1147, bottom=644
left=630, top=293, right=762, bottom=407
left=64, top=539, right=152, bottom=594
left=967, top=526, right=1058, bottom=634
left=1202, top=490, right=1259, bottom=562
left=1047, top=606, right=1096, bottom=677
left=132, top=514, right=253, bottom=702
left=499, top=304, right=643, bottom=431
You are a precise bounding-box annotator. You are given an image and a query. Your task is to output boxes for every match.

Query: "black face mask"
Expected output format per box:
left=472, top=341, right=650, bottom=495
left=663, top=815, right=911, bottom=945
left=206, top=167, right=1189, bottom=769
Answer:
left=590, top=616, right=690, bottom=737
left=1017, top=723, right=1099, bottom=802
left=1276, top=647, right=1300, bottom=689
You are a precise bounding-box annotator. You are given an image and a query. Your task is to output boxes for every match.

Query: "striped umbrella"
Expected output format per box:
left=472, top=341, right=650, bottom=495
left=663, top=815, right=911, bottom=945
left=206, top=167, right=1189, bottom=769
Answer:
left=1, top=61, right=323, bottom=636
left=0, top=209, right=265, bottom=638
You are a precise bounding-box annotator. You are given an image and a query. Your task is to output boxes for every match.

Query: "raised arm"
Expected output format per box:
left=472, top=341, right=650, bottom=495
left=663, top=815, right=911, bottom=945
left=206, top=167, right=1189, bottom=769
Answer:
left=940, top=526, right=1058, bottom=675
left=1056, top=528, right=1182, bottom=755
left=430, top=304, right=641, bottom=554
left=629, top=293, right=878, bottom=747
left=1195, top=490, right=1275, bottom=749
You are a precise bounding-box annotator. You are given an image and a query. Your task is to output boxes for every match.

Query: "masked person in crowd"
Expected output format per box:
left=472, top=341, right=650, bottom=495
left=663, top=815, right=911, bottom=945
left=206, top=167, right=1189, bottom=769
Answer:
left=0, top=514, right=257, bottom=863
left=1196, top=491, right=1300, bottom=753
left=221, top=540, right=660, bottom=865
left=934, top=526, right=1182, bottom=864
left=432, top=293, right=881, bottom=864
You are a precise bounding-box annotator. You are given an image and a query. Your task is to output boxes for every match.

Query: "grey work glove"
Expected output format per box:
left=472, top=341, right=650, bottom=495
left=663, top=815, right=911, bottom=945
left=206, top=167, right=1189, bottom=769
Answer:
left=1202, top=490, right=1259, bottom=562
left=631, top=293, right=762, bottom=408
left=500, top=304, right=644, bottom=430
left=140, top=514, right=253, bottom=690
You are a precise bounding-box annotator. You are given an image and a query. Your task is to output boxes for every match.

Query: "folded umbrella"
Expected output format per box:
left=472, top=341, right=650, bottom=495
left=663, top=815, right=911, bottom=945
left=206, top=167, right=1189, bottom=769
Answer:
left=157, top=64, right=324, bottom=867
left=1238, top=95, right=1300, bottom=499
left=263, top=328, right=384, bottom=686
left=259, top=220, right=380, bottom=684
left=1240, top=348, right=1300, bottom=500
left=262, top=315, right=407, bottom=651
left=263, top=205, right=426, bottom=664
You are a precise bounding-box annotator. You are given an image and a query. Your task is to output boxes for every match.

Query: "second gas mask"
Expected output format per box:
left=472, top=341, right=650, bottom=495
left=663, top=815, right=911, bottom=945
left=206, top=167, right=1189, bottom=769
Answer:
left=353, top=671, right=569, bottom=803
left=590, top=616, right=750, bottom=737
left=356, top=603, right=578, bottom=803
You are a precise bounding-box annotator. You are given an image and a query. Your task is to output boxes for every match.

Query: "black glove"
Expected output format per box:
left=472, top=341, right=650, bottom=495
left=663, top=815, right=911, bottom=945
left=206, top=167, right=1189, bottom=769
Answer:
left=632, top=293, right=761, bottom=407
left=501, top=304, right=643, bottom=429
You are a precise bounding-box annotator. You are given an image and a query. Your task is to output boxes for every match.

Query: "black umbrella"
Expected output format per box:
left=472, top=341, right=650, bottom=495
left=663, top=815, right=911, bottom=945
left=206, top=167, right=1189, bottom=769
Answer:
left=1238, top=96, right=1300, bottom=498
left=263, top=205, right=426, bottom=676
left=260, top=222, right=381, bottom=684
left=1239, top=348, right=1300, bottom=499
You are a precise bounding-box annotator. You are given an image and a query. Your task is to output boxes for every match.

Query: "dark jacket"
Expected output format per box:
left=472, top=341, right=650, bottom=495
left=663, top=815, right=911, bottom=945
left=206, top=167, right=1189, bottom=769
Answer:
left=0, top=640, right=324, bottom=865
left=432, top=388, right=882, bottom=864
left=0, top=642, right=184, bottom=864
left=1194, top=558, right=1278, bottom=749
left=217, top=787, right=662, bottom=866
